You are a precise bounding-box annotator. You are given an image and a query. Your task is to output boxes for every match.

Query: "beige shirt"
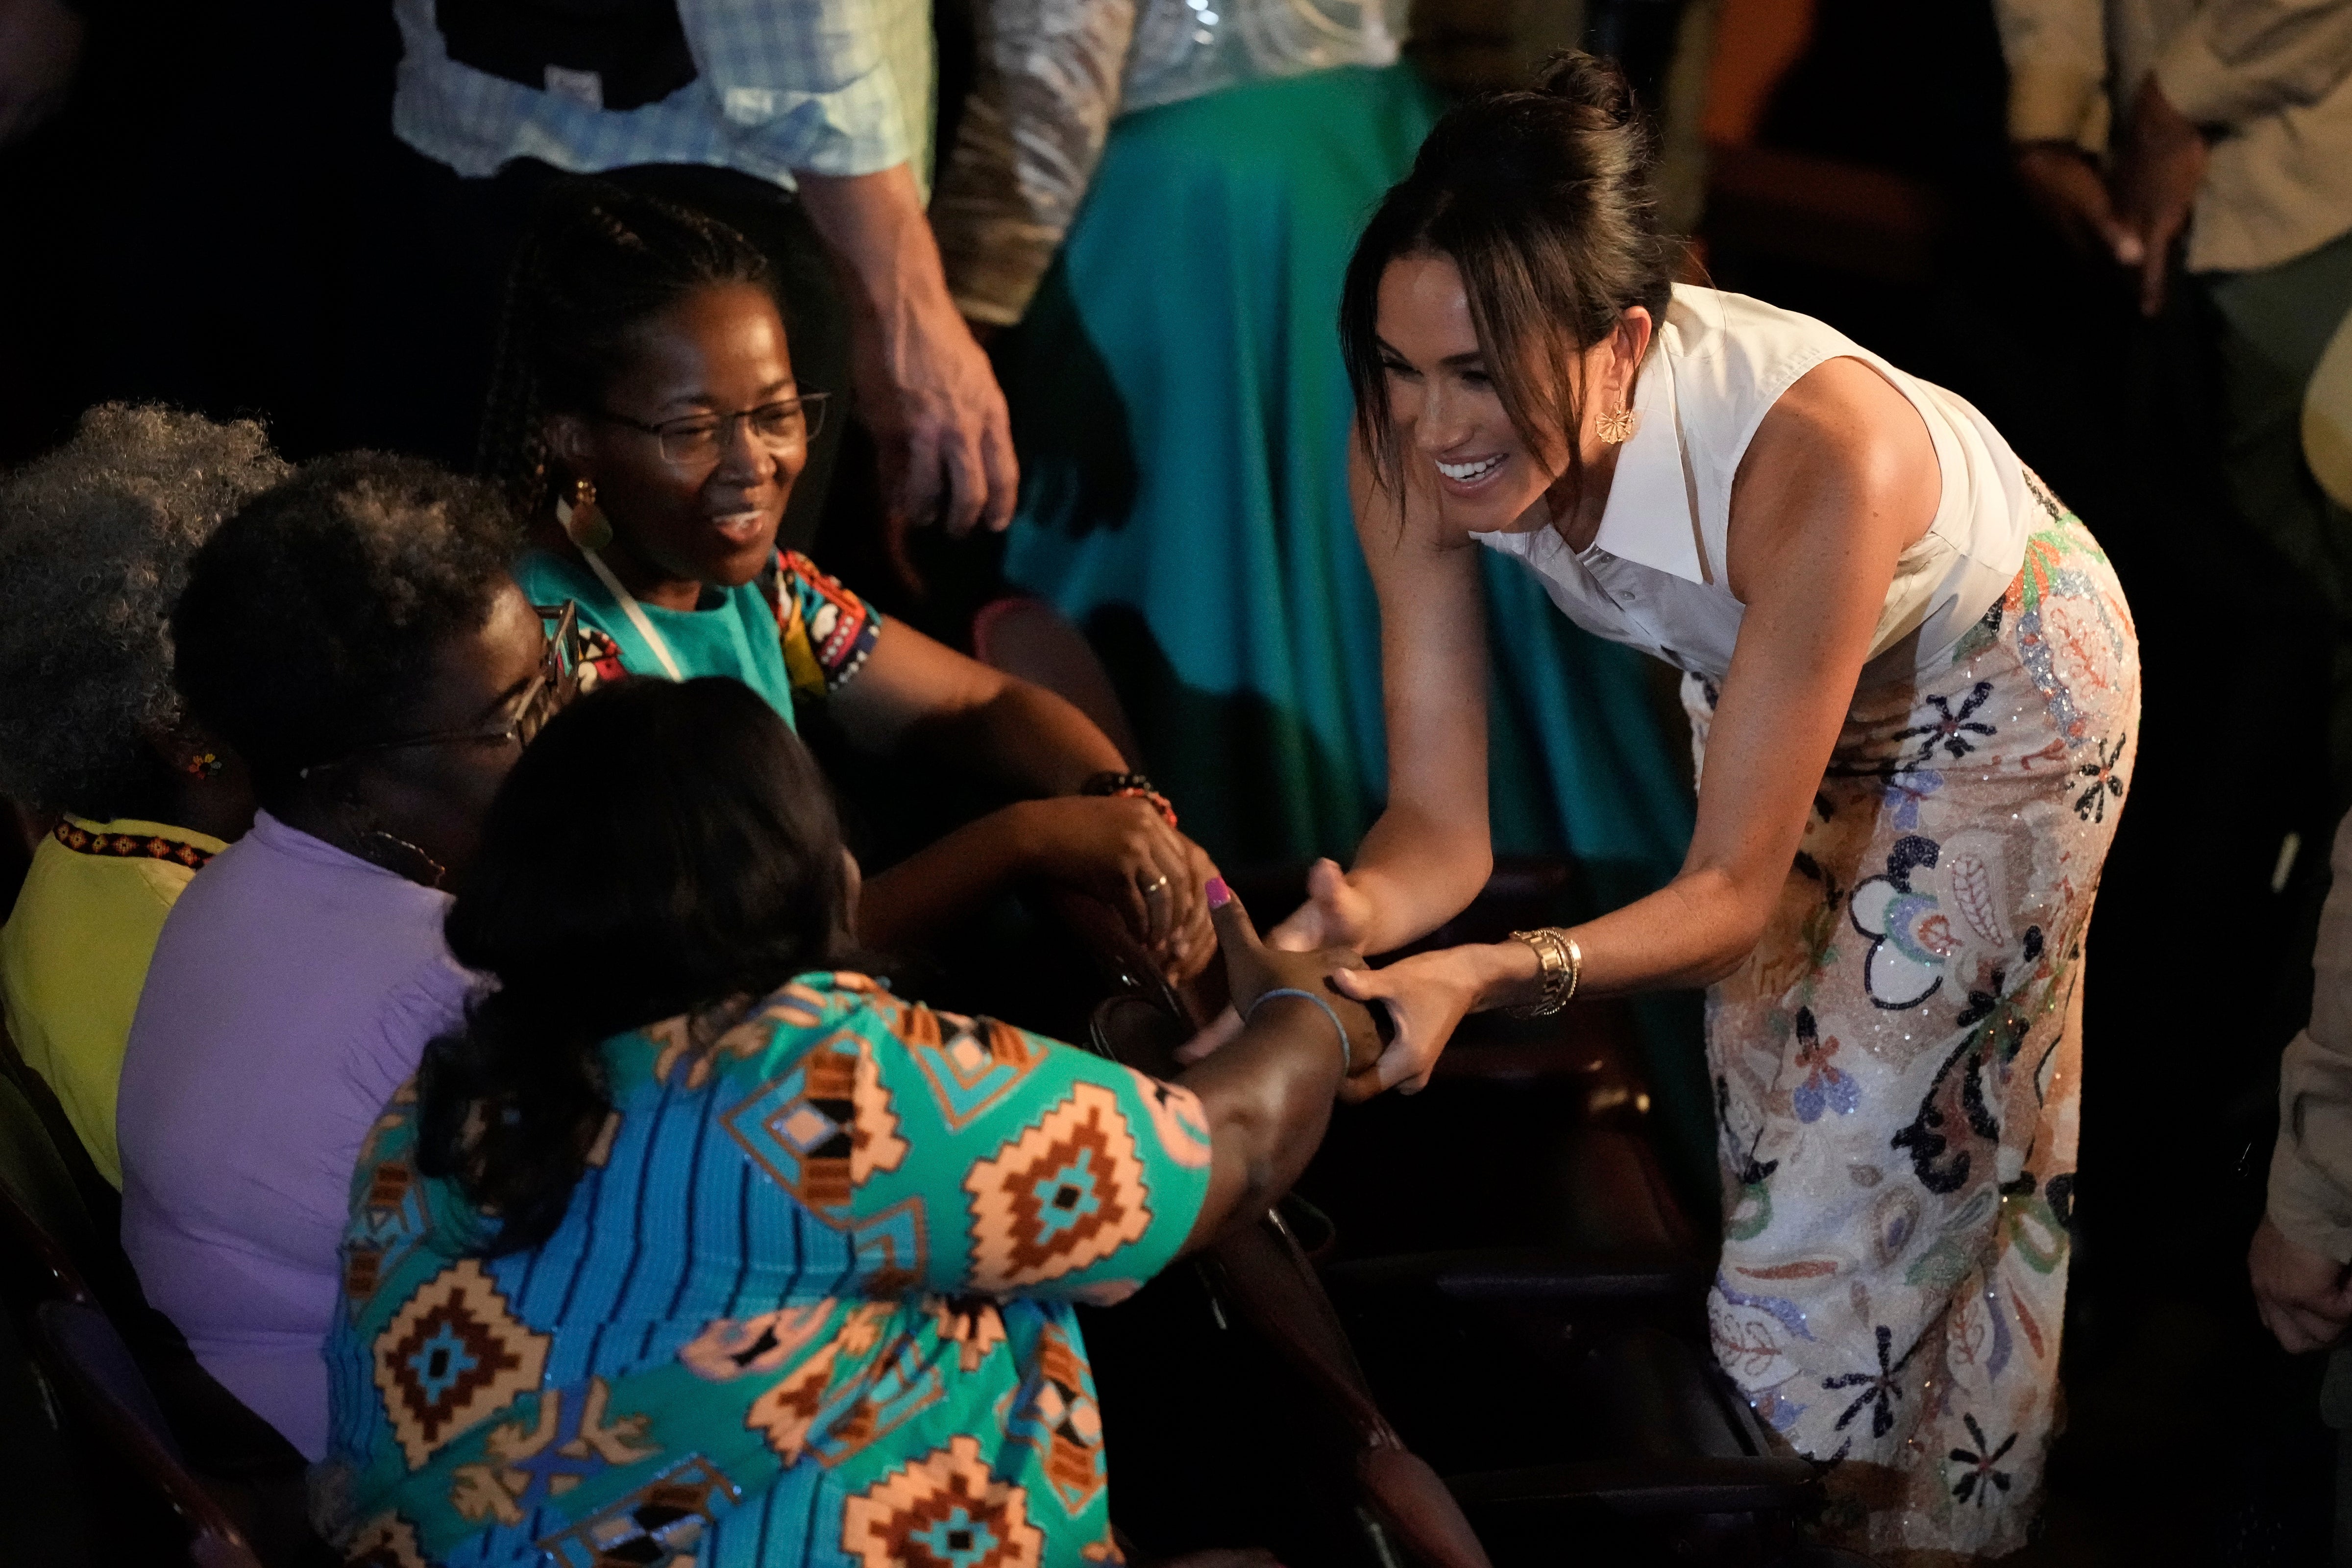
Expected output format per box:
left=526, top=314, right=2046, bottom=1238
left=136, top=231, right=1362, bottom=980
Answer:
left=2273, top=809, right=2352, bottom=1260
left=1994, top=0, right=2352, bottom=273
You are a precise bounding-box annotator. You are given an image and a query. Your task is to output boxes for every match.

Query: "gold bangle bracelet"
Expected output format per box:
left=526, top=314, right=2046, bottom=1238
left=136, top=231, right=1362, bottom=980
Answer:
left=1506, top=927, right=1579, bottom=1017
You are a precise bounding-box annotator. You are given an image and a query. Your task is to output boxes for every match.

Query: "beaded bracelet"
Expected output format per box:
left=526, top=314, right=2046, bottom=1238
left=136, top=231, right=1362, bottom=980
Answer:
left=1247, top=986, right=1352, bottom=1078
left=1079, top=769, right=1178, bottom=829
left=1505, top=927, right=1583, bottom=1017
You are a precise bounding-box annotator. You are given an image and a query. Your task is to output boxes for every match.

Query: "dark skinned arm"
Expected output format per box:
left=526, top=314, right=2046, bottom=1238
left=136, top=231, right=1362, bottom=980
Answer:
left=830, top=618, right=1126, bottom=793
left=835, top=618, right=1218, bottom=972
left=1174, top=883, right=1382, bottom=1254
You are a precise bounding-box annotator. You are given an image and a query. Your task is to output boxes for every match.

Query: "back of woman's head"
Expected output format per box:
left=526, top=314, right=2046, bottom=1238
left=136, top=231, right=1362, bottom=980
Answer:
left=478, top=179, right=774, bottom=514
left=422, top=677, right=853, bottom=1252
left=171, top=452, right=519, bottom=802
left=1339, top=51, right=1678, bottom=494
left=0, top=405, right=289, bottom=815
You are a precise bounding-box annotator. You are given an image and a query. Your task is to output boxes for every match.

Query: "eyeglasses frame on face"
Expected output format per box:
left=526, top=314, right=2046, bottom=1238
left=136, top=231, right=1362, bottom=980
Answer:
left=590, top=392, right=831, bottom=466
left=297, top=602, right=588, bottom=778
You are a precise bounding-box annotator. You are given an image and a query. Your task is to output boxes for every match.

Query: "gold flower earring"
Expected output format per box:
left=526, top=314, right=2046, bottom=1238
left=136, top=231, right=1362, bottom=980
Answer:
left=557, top=476, right=614, bottom=551
left=1595, top=399, right=1640, bottom=444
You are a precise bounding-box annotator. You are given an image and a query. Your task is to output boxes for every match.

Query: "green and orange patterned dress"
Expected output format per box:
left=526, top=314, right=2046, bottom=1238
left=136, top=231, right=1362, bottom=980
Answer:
left=315, top=971, right=1212, bottom=1568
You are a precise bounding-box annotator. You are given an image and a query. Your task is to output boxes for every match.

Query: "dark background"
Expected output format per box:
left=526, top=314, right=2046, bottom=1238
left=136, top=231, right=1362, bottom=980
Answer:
left=0, top=1, right=2336, bottom=1559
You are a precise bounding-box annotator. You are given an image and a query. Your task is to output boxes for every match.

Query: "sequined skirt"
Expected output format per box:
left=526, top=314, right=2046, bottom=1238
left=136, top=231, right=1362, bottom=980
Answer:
left=1685, top=480, right=2138, bottom=1564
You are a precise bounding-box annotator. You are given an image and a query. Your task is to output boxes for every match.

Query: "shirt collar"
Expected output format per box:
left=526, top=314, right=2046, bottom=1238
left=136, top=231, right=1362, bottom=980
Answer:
left=1587, top=324, right=1711, bottom=585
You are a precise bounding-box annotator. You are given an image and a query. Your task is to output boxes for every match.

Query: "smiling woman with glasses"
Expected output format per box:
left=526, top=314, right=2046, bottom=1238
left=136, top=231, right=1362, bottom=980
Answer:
left=481, top=179, right=1226, bottom=989
left=592, top=392, right=831, bottom=465
left=115, top=452, right=551, bottom=1465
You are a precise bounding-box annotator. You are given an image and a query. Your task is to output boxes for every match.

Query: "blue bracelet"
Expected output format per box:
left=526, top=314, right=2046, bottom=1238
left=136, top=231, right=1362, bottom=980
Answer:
left=1248, top=986, right=1351, bottom=1078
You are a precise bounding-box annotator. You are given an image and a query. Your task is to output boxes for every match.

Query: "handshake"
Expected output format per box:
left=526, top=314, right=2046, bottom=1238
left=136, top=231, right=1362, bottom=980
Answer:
left=1194, top=876, right=1394, bottom=1097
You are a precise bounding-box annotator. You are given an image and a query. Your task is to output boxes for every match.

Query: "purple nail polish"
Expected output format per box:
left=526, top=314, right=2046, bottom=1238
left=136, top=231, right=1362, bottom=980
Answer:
left=1206, top=877, right=1231, bottom=908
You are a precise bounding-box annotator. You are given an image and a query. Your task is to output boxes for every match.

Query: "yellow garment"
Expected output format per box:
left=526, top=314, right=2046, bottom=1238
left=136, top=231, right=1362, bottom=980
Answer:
left=0, top=814, right=224, bottom=1187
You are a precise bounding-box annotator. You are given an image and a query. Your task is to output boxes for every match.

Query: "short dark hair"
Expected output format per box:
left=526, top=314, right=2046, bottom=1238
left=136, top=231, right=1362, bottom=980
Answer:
left=0, top=404, right=289, bottom=816
left=1339, top=51, right=1678, bottom=501
left=477, top=178, right=774, bottom=517
left=417, top=677, right=855, bottom=1254
left=171, top=452, right=521, bottom=799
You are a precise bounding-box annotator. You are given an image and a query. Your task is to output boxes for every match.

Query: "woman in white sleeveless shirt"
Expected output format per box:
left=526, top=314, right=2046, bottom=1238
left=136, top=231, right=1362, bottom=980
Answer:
left=1271, top=55, right=2140, bottom=1562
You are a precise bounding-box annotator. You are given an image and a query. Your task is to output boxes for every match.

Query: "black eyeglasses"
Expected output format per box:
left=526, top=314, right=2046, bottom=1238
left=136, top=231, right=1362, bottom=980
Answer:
left=593, top=394, right=831, bottom=466
left=299, top=602, right=587, bottom=778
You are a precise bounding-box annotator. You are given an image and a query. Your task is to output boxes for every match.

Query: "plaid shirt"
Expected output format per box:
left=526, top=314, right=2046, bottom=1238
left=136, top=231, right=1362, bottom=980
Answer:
left=391, top=0, right=936, bottom=198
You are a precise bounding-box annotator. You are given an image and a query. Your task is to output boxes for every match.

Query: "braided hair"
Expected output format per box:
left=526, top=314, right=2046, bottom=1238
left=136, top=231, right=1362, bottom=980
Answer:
left=477, top=179, right=776, bottom=518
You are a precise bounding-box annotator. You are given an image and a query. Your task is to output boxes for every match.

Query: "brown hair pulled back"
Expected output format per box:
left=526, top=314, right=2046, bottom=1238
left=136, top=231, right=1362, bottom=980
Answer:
left=1340, top=51, right=1678, bottom=501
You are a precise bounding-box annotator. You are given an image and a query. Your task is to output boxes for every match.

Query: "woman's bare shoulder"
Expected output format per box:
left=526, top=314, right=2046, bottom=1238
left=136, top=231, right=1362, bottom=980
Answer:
left=1725, top=356, right=1941, bottom=597
left=1742, top=356, right=1936, bottom=492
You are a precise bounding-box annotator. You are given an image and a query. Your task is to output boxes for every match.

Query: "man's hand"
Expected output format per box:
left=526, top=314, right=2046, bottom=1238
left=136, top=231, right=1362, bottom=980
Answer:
left=2014, top=143, right=2144, bottom=271
left=0, top=0, right=84, bottom=149
left=795, top=166, right=1018, bottom=557
left=850, top=278, right=1016, bottom=544
left=2113, top=76, right=2209, bottom=317
left=2250, top=1216, right=2352, bottom=1353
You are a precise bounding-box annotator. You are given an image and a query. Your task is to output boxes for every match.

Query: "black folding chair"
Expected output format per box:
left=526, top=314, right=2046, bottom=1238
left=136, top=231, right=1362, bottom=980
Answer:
left=37, top=1298, right=265, bottom=1568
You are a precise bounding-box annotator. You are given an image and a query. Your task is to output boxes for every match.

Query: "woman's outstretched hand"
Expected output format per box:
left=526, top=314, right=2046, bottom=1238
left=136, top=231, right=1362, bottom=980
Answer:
left=1268, top=858, right=1377, bottom=953
left=1327, top=947, right=1482, bottom=1096
left=1201, top=879, right=1387, bottom=1081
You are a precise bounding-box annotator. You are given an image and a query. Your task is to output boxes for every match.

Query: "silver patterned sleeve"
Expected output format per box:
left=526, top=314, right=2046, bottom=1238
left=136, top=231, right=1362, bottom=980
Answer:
left=933, top=0, right=1140, bottom=326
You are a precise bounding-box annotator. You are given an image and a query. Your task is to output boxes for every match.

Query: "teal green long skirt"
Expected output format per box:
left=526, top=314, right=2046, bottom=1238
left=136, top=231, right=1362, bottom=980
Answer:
left=998, top=63, right=1692, bottom=888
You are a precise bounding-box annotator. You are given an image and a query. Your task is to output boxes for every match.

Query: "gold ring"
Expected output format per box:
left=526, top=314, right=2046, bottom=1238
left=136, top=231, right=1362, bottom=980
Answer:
left=1142, top=874, right=1171, bottom=896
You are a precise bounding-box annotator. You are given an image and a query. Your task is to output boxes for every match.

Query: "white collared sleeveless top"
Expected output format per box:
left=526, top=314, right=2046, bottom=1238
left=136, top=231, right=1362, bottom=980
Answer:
left=1476, top=285, right=2032, bottom=686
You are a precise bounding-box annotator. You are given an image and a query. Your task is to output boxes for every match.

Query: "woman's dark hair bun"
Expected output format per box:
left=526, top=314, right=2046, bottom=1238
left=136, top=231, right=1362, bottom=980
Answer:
left=1531, top=48, right=1639, bottom=126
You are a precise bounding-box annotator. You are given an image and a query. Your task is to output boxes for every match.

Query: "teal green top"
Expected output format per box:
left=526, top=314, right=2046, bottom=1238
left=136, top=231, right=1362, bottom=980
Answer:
left=514, top=547, right=882, bottom=732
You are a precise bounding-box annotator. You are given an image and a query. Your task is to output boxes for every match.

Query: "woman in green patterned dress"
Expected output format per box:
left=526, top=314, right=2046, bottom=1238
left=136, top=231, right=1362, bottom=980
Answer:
left=315, top=676, right=1376, bottom=1568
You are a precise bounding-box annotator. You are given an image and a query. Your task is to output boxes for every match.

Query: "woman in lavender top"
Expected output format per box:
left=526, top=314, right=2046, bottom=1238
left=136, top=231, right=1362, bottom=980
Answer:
left=118, top=453, right=578, bottom=1459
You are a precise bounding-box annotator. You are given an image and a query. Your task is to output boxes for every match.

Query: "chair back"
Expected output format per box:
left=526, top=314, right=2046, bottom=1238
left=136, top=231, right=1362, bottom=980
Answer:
left=0, top=1065, right=102, bottom=1307
left=0, top=1006, right=124, bottom=1246
left=37, top=1298, right=265, bottom=1568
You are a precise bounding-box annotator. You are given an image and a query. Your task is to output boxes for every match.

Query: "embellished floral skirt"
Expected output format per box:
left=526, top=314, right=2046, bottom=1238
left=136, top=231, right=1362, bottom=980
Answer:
left=1688, top=484, right=2138, bottom=1564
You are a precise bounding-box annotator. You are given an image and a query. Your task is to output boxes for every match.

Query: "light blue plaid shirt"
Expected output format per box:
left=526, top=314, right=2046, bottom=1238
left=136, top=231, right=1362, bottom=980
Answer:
left=391, top=0, right=936, bottom=198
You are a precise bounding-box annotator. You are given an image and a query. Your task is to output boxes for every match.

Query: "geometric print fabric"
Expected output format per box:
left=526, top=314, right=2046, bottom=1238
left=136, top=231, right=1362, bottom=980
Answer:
left=372, top=1260, right=550, bottom=1470
left=965, top=1083, right=1155, bottom=1296
left=320, top=970, right=1212, bottom=1568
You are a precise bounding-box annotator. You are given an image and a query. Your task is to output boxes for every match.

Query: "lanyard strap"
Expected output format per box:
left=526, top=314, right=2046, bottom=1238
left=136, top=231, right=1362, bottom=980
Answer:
left=579, top=544, right=686, bottom=683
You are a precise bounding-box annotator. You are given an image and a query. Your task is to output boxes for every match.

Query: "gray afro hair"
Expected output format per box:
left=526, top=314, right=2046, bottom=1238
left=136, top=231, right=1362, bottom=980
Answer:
left=0, top=404, right=291, bottom=813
